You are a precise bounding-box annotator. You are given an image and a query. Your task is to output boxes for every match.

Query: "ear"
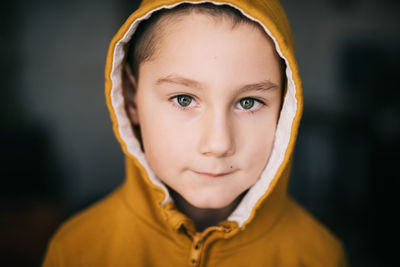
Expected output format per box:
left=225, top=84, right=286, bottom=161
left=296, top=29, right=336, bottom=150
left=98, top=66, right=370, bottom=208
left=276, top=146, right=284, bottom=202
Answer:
left=123, top=63, right=140, bottom=125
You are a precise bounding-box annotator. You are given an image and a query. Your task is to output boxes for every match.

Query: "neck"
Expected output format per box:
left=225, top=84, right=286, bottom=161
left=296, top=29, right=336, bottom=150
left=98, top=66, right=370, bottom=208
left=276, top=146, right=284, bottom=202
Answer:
left=169, top=189, right=245, bottom=232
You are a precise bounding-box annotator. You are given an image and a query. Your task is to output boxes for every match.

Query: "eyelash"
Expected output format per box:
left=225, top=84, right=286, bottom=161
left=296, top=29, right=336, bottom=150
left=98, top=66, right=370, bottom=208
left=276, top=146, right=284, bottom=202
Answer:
left=169, top=94, right=266, bottom=113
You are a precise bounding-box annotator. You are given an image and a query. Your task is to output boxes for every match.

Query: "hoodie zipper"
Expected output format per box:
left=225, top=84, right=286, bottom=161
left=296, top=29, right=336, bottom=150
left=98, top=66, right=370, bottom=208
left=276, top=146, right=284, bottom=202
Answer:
left=189, top=233, right=203, bottom=266
left=187, top=225, right=231, bottom=266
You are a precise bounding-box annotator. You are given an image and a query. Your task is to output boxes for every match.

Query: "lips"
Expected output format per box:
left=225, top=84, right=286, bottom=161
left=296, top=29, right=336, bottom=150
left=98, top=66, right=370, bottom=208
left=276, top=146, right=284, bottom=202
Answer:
left=193, top=170, right=236, bottom=178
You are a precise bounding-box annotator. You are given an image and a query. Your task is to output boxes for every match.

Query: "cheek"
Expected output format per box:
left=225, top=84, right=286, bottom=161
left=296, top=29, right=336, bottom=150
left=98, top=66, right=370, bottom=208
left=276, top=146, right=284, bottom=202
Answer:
left=238, top=113, right=278, bottom=169
left=139, top=104, right=195, bottom=175
left=245, top=126, right=275, bottom=159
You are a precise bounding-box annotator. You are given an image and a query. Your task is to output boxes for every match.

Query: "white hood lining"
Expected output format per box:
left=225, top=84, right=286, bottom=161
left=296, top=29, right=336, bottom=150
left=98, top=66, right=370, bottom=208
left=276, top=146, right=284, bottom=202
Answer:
left=109, top=1, right=297, bottom=227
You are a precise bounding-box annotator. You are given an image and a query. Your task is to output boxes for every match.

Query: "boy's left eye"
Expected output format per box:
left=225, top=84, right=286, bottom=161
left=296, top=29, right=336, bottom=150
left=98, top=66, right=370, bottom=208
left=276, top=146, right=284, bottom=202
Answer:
left=237, top=97, right=263, bottom=111
left=176, top=95, right=192, bottom=107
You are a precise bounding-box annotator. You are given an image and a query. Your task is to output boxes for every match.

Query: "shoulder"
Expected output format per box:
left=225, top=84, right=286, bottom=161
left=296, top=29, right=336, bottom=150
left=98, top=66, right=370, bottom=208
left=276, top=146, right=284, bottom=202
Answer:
left=275, top=198, right=348, bottom=266
left=57, top=187, right=125, bottom=241
left=42, top=187, right=131, bottom=266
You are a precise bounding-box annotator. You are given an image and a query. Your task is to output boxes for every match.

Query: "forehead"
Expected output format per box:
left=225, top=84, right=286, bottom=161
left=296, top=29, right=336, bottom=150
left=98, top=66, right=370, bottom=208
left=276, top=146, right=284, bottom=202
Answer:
left=153, top=10, right=265, bottom=50
left=139, top=12, right=282, bottom=88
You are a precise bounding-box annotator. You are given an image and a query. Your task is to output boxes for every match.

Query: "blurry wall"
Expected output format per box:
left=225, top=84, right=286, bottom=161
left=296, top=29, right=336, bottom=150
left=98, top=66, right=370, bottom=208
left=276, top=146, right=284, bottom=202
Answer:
left=281, top=0, right=400, bottom=266
left=1, top=0, right=140, bottom=265
left=1, top=0, right=399, bottom=266
left=14, top=0, right=130, bottom=208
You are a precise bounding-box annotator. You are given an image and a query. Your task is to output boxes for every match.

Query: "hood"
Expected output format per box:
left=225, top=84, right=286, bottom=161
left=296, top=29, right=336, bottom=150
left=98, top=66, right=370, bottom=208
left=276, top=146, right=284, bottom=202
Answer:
left=104, top=0, right=303, bottom=231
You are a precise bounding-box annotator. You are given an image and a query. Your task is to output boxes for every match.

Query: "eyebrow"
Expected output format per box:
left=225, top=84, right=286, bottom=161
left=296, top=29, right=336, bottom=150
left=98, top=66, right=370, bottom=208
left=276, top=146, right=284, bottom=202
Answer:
left=156, top=75, right=203, bottom=89
left=155, top=74, right=278, bottom=93
left=239, top=80, right=279, bottom=93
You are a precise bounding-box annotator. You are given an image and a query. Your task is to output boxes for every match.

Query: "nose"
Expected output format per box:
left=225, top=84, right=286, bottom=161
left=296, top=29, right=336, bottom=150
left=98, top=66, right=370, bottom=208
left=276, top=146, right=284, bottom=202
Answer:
left=198, top=109, right=235, bottom=157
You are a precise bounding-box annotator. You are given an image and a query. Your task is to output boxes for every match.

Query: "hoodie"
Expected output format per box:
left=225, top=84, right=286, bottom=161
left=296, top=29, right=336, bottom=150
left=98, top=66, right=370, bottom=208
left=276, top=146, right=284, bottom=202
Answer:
left=42, top=0, right=347, bottom=266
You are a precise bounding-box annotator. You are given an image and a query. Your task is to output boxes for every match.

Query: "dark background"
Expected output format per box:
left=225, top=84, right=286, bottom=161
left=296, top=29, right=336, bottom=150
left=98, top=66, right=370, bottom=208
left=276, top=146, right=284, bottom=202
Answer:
left=1, top=0, right=399, bottom=266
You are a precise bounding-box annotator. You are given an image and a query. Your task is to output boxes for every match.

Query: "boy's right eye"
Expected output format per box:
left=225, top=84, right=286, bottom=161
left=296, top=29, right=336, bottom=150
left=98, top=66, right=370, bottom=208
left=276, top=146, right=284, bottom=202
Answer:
left=171, top=95, right=195, bottom=108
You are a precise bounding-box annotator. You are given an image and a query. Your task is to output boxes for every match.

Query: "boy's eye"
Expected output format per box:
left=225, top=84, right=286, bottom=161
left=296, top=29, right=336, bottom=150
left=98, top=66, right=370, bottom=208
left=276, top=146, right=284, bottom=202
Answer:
left=177, top=95, right=193, bottom=107
left=239, top=98, right=255, bottom=110
left=172, top=95, right=195, bottom=108
left=236, top=97, right=264, bottom=112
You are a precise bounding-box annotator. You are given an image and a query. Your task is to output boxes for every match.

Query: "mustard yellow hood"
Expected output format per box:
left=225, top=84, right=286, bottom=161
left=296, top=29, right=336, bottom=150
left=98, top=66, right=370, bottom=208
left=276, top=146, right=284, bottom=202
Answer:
left=42, top=2, right=348, bottom=266
left=105, top=0, right=303, bottom=229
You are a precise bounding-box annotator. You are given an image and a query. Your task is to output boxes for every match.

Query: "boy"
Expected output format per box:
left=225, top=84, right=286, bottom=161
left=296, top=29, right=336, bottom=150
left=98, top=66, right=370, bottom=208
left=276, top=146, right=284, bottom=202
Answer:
left=43, top=0, right=347, bottom=266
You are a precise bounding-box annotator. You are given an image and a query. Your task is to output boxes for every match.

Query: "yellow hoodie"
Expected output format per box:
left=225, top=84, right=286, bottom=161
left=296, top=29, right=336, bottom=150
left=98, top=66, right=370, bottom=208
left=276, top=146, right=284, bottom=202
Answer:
left=42, top=0, right=347, bottom=266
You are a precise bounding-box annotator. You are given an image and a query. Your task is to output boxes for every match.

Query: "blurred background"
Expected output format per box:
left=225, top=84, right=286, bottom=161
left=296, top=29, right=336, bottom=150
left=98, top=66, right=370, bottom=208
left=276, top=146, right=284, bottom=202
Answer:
left=1, top=0, right=399, bottom=266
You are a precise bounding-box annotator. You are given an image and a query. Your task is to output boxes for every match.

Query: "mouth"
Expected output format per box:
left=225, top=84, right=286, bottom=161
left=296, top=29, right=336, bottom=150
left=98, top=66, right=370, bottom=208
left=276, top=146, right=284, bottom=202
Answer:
left=192, top=170, right=236, bottom=178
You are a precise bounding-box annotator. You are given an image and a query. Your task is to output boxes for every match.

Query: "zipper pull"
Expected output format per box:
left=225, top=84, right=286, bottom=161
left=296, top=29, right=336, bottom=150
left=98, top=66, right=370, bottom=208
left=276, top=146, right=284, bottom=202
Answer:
left=189, top=234, right=203, bottom=266
left=185, top=224, right=233, bottom=266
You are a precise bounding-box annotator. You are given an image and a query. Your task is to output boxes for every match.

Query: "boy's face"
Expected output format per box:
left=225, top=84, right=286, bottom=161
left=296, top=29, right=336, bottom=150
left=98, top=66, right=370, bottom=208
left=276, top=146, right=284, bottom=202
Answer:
left=130, top=13, right=283, bottom=209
